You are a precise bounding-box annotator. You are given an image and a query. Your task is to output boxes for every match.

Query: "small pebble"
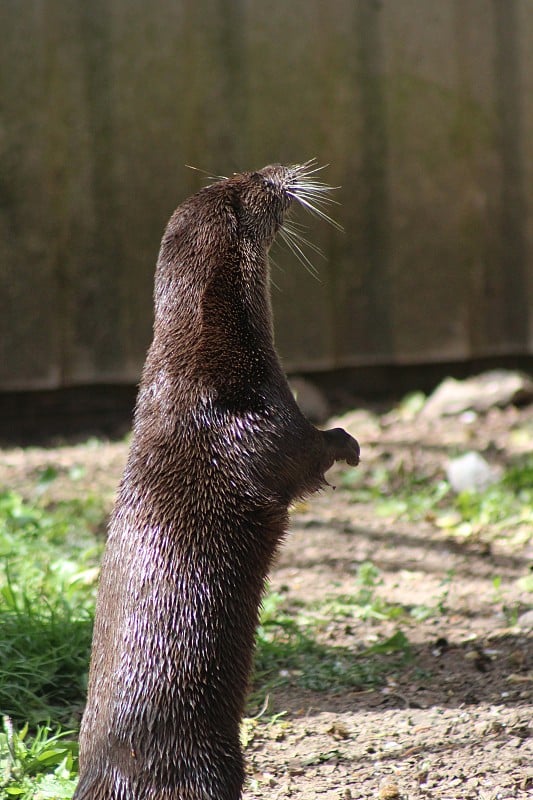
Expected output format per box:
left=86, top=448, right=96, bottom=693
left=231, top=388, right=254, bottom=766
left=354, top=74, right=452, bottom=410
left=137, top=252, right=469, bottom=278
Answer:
left=378, top=779, right=401, bottom=799
left=446, top=451, right=499, bottom=492
left=327, top=721, right=351, bottom=740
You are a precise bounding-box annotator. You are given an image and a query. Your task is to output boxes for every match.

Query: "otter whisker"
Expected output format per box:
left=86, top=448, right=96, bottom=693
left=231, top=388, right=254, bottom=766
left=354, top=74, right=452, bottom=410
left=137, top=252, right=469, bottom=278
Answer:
left=287, top=191, right=344, bottom=232
left=291, top=163, right=342, bottom=195
left=279, top=162, right=343, bottom=269
left=278, top=226, right=322, bottom=281
left=291, top=165, right=335, bottom=182
left=292, top=187, right=341, bottom=200
left=283, top=221, right=326, bottom=259
left=184, top=164, right=227, bottom=183
left=267, top=265, right=283, bottom=293
left=278, top=234, right=320, bottom=281
left=287, top=161, right=343, bottom=232
left=267, top=249, right=285, bottom=291
left=290, top=172, right=340, bottom=191
left=280, top=222, right=325, bottom=261
left=289, top=188, right=341, bottom=211
left=269, top=273, right=283, bottom=293
left=291, top=158, right=328, bottom=177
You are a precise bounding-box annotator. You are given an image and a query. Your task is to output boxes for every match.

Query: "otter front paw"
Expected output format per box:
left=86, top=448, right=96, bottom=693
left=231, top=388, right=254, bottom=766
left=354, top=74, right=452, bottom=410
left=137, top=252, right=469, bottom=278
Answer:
left=323, top=427, right=360, bottom=467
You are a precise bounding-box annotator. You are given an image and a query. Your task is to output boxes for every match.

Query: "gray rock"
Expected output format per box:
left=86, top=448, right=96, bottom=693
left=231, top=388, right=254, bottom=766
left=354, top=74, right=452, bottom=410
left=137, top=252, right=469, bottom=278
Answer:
left=517, top=609, right=533, bottom=630
left=446, top=451, right=500, bottom=493
left=330, top=408, right=382, bottom=441
left=289, top=376, right=330, bottom=423
left=422, top=371, right=533, bottom=418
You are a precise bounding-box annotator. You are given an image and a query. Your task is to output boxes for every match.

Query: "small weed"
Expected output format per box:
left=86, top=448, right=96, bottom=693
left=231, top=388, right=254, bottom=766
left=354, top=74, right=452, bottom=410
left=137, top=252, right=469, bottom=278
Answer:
left=302, top=748, right=344, bottom=766
left=410, top=568, right=455, bottom=621
left=316, top=562, right=405, bottom=622
left=341, top=467, right=450, bottom=520
left=491, top=575, right=504, bottom=604
left=502, top=459, right=533, bottom=492
left=343, top=455, right=533, bottom=545
left=240, top=706, right=288, bottom=749
left=254, top=625, right=389, bottom=693
left=362, top=630, right=411, bottom=659
left=488, top=575, right=521, bottom=626
left=436, top=569, right=455, bottom=615
left=397, top=392, right=427, bottom=419
left=0, top=717, right=78, bottom=799
left=254, top=570, right=410, bottom=696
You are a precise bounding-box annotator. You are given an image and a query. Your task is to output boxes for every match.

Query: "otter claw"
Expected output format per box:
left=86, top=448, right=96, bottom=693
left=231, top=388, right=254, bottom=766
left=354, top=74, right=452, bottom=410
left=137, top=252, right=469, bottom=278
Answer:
left=324, top=427, right=360, bottom=467
left=344, top=439, right=360, bottom=466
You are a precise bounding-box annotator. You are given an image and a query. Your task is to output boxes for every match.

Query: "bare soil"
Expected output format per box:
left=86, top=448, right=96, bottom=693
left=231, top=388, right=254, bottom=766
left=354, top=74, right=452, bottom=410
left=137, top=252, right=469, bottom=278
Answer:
left=1, top=403, right=532, bottom=799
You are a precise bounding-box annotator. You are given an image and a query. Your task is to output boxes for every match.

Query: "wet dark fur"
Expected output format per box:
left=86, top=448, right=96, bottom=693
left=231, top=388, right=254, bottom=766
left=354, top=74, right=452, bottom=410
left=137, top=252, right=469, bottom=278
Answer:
left=74, top=165, right=360, bottom=800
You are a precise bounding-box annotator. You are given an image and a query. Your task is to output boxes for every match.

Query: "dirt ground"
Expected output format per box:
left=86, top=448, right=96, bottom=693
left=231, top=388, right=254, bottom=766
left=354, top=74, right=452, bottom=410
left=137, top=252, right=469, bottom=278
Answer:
left=1, top=400, right=532, bottom=799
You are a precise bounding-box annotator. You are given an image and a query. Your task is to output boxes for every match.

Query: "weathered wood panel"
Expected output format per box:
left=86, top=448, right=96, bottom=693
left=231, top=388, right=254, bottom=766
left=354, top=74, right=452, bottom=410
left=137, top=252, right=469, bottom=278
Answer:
left=0, top=0, right=531, bottom=390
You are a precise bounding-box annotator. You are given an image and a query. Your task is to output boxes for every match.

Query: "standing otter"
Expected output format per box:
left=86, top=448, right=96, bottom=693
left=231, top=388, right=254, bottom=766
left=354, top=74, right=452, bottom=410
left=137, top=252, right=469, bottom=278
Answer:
left=74, top=163, right=360, bottom=800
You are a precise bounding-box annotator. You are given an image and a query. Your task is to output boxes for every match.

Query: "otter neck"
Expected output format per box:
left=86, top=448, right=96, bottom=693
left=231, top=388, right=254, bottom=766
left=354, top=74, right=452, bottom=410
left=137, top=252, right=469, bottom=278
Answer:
left=148, top=238, right=278, bottom=407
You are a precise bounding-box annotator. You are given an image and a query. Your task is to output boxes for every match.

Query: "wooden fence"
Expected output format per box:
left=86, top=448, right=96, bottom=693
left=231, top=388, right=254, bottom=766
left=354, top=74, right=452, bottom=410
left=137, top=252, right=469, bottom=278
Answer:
left=1, top=0, right=531, bottom=390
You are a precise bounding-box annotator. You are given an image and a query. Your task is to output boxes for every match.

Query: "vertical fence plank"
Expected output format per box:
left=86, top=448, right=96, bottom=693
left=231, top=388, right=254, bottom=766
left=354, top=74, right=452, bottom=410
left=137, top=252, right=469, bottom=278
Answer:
left=0, top=2, right=61, bottom=388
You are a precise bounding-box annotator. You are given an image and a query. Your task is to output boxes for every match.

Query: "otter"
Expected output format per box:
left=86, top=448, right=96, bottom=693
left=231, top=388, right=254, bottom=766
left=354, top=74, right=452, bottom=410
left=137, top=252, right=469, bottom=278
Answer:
left=74, top=163, right=360, bottom=800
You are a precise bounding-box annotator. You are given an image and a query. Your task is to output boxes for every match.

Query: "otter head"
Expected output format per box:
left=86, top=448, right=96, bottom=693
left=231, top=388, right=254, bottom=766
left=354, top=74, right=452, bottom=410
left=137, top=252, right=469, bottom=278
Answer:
left=228, top=165, right=293, bottom=248
left=226, top=161, right=339, bottom=253
left=150, top=162, right=338, bottom=402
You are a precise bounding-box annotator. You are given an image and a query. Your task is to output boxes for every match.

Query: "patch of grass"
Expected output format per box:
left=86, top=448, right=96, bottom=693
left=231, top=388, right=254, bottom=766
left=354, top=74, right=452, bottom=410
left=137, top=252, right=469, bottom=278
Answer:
left=0, top=717, right=78, bottom=800
left=0, top=486, right=103, bottom=796
left=0, top=587, right=93, bottom=727
left=314, top=561, right=405, bottom=622
left=341, top=463, right=450, bottom=517
left=410, top=568, right=456, bottom=621
left=342, top=455, right=533, bottom=543
left=253, top=573, right=411, bottom=696
left=0, top=485, right=104, bottom=798
left=0, top=490, right=105, bottom=726
left=502, top=458, right=533, bottom=492
left=254, top=617, right=409, bottom=695
left=6, top=443, right=528, bottom=793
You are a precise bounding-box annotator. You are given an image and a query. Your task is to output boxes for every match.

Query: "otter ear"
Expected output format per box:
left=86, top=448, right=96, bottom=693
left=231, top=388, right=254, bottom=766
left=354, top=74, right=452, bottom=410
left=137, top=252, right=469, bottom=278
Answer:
left=224, top=197, right=240, bottom=235
left=221, top=185, right=246, bottom=232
